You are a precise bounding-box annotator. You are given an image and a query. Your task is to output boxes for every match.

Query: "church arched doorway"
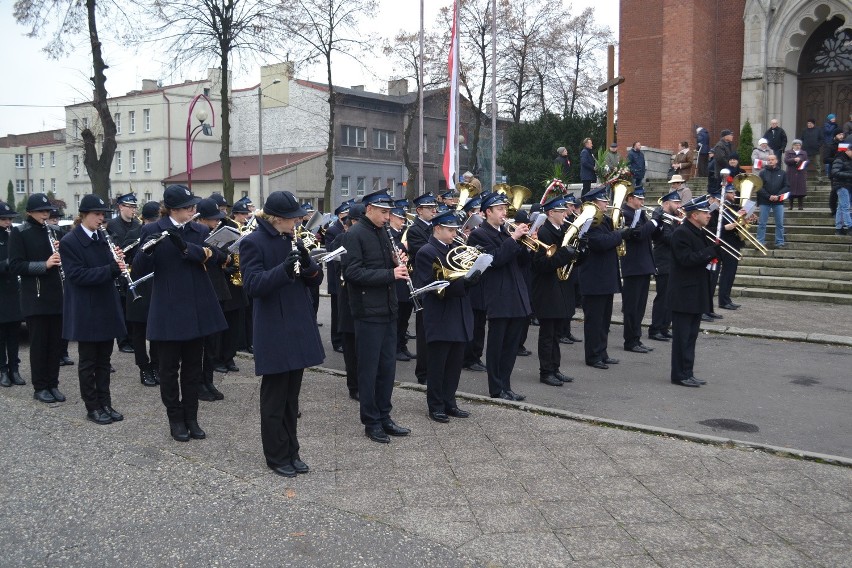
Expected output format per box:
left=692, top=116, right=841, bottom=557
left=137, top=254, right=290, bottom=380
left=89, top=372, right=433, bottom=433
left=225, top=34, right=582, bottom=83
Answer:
left=796, top=16, right=851, bottom=134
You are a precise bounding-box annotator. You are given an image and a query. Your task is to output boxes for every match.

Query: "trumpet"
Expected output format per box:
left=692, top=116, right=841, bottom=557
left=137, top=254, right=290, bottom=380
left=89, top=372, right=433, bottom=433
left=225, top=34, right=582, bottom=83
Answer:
left=505, top=221, right=558, bottom=257
left=557, top=202, right=598, bottom=280
left=641, top=205, right=685, bottom=225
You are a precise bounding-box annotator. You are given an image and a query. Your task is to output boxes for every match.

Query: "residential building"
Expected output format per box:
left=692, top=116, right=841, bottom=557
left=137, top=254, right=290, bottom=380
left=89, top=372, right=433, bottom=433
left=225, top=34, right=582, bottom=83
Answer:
left=0, top=129, right=67, bottom=213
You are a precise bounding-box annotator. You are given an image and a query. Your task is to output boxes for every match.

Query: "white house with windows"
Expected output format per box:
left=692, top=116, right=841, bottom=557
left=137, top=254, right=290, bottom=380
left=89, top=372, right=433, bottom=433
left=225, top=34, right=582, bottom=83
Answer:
left=0, top=129, right=67, bottom=212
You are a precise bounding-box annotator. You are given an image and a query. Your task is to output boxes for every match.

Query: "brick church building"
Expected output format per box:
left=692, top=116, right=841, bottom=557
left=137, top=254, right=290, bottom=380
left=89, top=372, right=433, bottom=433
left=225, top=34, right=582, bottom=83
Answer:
left=617, top=0, right=850, bottom=176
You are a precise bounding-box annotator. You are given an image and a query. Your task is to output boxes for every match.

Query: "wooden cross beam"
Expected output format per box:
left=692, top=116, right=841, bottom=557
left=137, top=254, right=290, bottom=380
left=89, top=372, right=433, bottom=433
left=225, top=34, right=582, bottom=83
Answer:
left=597, top=45, right=624, bottom=149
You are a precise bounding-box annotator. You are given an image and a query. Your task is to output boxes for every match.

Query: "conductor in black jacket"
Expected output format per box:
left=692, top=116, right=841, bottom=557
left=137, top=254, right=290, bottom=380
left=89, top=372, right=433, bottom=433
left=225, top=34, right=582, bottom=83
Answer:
left=407, top=192, right=438, bottom=385
left=341, top=190, right=411, bottom=444
left=648, top=189, right=682, bottom=341
left=667, top=198, right=720, bottom=387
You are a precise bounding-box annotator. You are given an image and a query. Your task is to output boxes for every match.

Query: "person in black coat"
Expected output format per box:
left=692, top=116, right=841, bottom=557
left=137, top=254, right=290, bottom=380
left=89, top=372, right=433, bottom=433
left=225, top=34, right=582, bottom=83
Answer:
left=716, top=186, right=745, bottom=310
left=559, top=195, right=583, bottom=344
left=240, top=191, right=325, bottom=478
left=9, top=193, right=66, bottom=403
left=125, top=201, right=160, bottom=386
left=462, top=199, right=487, bottom=372
left=59, top=195, right=128, bottom=424
left=554, top=146, right=571, bottom=179
left=332, top=204, right=364, bottom=400
left=466, top=192, right=532, bottom=401
left=763, top=119, right=788, bottom=160
left=390, top=205, right=415, bottom=362
left=530, top=197, right=578, bottom=387
left=648, top=190, right=682, bottom=341
left=667, top=198, right=720, bottom=387
left=106, top=192, right=140, bottom=354
left=580, top=138, right=596, bottom=195
left=413, top=210, right=478, bottom=422
left=627, top=142, right=646, bottom=186
left=619, top=187, right=660, bottom=353
left=696, top=127, right=710, bottom=177
left=341, top=190, right=411, bottom=444
left=577, top=187, right=630, bottom=370
left=406, top=192, right=438, bottom=386
left=324, top=201, right=350, bottom=353
left=133, top=185, right=228, bottom=442
left=756, top=153, right=790, bottom=247
left=0, top=202, right=25, bottom=388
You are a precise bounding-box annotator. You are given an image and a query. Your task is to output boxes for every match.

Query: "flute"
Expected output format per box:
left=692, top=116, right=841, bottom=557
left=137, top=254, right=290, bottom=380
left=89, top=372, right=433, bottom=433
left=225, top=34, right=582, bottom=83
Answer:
left=384, top=224, right=422, bottom=312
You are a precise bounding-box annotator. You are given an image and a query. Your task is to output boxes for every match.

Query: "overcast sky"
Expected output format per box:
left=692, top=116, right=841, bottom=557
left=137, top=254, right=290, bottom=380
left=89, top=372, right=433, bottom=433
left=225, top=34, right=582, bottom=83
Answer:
left=0, top=0, right=619, bottom=137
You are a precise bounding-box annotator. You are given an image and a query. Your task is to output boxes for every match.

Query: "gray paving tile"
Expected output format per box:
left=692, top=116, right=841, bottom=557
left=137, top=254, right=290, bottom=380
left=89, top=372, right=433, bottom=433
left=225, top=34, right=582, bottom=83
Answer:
left=471, top=503, right=550, bottom=534
left=537, top=497, right=617, bottom=529
left=621, top=521, right=714, bottom=552
left=458, top=532, right=575, bottom=567
left=556, top=525, right=645, bottom=559
left=724, top=545, right=821, bottom=568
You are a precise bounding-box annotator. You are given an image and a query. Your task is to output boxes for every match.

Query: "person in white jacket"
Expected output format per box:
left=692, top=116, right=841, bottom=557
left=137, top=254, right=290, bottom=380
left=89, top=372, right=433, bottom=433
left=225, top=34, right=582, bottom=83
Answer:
left=751, top=138, right=773, bottom=172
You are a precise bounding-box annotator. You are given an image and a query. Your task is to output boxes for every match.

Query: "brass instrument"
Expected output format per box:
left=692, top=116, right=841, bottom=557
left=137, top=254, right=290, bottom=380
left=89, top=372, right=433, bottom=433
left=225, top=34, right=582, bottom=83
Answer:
left=610, top=181, right=631, bottom=257
left=501, top=185, right=531, bottom=215
left=505, top=221, right=557, bottom=257
left=455, top=182, right=480, bottom=211
left=432, top=244, right=483, bottom=298
left=556, top=202, right=598, bottom=280
left=493, top=182, right=512, bottom=194
left=733, top=173, right=762, bottom=203
left=702, top=228, right=743, bottom=260
left=719, top=204, right=768, bottom=255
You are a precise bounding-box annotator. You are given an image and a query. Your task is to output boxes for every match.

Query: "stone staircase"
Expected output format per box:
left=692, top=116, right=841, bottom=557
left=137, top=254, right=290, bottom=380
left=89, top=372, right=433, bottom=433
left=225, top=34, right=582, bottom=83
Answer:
left=643, top=176, right=852, bottom=305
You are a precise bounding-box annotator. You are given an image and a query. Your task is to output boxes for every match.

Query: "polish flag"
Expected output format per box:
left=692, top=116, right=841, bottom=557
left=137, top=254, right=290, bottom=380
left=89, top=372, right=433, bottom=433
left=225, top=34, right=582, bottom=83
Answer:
left=778, top=192, right=790, bottom=201
left=798, top=160, right=808, bottom=170
left=753, top=158, right=764, bottom=169
left=442, top=0, right=460, bottom=189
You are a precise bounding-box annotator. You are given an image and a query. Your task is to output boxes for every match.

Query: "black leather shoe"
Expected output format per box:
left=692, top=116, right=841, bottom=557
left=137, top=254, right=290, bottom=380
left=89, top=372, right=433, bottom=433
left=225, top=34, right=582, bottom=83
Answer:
left=9, top=371, right=25, bottom=385
left=226, top=361, right=239, bottom=372
left=213, top=364, right=229, bottom=373
left=197, top=384, right=217, bottom=402
left=491, top=390, right=515, bottom=401
left=720, top=303, right=740, bottom=310
left=186, top=420, right=206, bottom=439
left=0, top=372, right=10, bottom=388
left=402, top=348, right=416, bottom=359
left=87, top=409, right=113, bottom=425
left=517, top=347, right=532, bottom=356
left=428, top=411, right=450, bottom=423
left=701, top=313, right=713, bottom=322
left=291, top=458, right=310, bottom=474
left=333, top=345, right=344, bottom=353
left=603, top=357, right=620, bottom=365
left=708, top=312, right=723, bottom=319
left=673, top=377, right=701, bottom=387
left=59, top=355, right=74, bottom=366
left=638, top=342, right=654, bottom=351
left=558, top=336, right=574, bottom=345
left=662, top=331, right=673, bottom=338
left=689, top=376, right=708, bottom=385
left=151, top=369, right=161, bottom=384
left=464, top=362, right=486, bottom=372
left=540, top=374, right=563, bottom=387
left=34, top=389, right=56, bottom=403
left=207, top=383, right=225, bottom=400
left=381, top=420, right=410, bottom=436
left=170, top=422, right=190, bottom=442
left=103, top=405, right=124, bottom=421
left=119, top=345, right=135, bottom=354
left=588, top=361, right=609, bottom=370
left=507, top=390, right=526, bottom=401
left=49, top=387, right=66, bottom=402
left=555, top=371, right=574, bottom=383
left=349, top=391, right=359, bottom=401
left=446, top=407, right=470, bottom=418
left=395, top=351, right=411, bottom=362
left=110, top=365, right=116, bottom=373
left=365, top=427, right=390, bottom=443
left=272, top=464, right=297, bottom=477
left=567, top=333, right=582, bottom=343
left=648, top=333, right=670, bottom=342
left=626, top=345, right=650, bottom=353
left=140, top=369, right=158, bottom=387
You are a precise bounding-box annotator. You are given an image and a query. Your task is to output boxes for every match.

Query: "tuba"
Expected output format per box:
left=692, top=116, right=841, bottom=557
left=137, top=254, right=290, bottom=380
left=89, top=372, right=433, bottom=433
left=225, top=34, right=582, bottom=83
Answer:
left=556, top=202, right=598, bottom=280
left=455, top=182, right=480, bottom=211
left=503, top=185, right=531, bottom=216
left=432, top=245, right=483, bottom=297
left=733, top=173, right=762, bottom=203
left=610, top=180, right=631, bottom=257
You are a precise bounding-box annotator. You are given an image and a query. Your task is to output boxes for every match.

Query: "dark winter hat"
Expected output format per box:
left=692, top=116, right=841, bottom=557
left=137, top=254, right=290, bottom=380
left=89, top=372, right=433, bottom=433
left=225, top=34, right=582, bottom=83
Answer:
left=264, top=191, right=307, bottom=219
left=210, top=193, right=230, bottom=208
left=163, top=185, right=201, bottom=209
left=78, top=194, right=113, bottom=213
left=141, top=201, right=161, bottom=220
left=196, top=198, right=225, bottom=220
left=232, top=201, right=251, bottom=214
left=0, top=201, right=16, bottom=218
left=720, top=129, right=733, bottom=137
left=334, top=200, right=353, bottom=216
left=115, top=193, right=138, bottom=207
left=728, top=153, right=739, bottom=160
left=26, top=193, right=54, bottom=212
left=347, top=203, right=366, bottom=222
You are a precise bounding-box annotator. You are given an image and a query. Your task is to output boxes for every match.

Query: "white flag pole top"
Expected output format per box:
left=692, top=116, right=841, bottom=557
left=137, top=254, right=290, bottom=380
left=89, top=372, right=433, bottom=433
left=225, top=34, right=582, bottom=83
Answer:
left=442, top=0, right=460, bottom=190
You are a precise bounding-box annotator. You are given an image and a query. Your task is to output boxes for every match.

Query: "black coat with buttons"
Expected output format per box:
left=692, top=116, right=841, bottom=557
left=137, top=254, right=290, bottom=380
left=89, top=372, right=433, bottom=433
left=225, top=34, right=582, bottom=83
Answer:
left=0, top=227, right=22, bottom=323
left=341, top=218, right=398, bottom=322
left=466, top=222, right=531, bottom=319
left=8, top=217, right=63, bottom=317
left=530, top=221, right=577, bottom=319
left=577, top=216, right=623, bottom=296
left=413, top=236, right=473, bottom=343
left=667, top=220, right=716, bottom=314
left=619, top=206, right=658, bottom=277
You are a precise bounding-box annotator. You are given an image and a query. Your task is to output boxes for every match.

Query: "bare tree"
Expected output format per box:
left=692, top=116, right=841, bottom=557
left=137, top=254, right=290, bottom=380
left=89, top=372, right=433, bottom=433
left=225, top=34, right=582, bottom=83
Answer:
left=278, top=0, right=378, bottom=208
left=14, top=0, right=130, bottom=200
left=561, top=7, right=612, bottom=118
left=143, top=0, right=278, bottom=204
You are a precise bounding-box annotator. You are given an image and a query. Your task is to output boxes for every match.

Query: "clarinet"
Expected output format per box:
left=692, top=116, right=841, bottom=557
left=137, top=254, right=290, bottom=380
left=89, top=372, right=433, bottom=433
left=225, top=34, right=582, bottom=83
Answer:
left=45, top=225, right=64, bottom=284
left=384, top=224, right=422, bottom=312
left=98, top=224, right=143, bottom=302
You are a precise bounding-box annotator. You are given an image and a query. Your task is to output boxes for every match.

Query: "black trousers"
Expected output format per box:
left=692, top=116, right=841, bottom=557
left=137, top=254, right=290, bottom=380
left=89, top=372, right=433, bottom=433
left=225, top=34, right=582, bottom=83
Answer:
left=414, top=311, right=428, bottom=383
left=342, top=332, right=358, bottom=396
left=0, top=321, right=21, bottom=373
left=649, top=273, right=671, bottom=336
left=622, top=275, right=650, bottom=348
left=202, top=334, right=217, bottom=385
left=116, top=294, right=131, bottom=350
left=463, top=309, right=487, bottom=366
left=354, top=319, right=396, bottom=428
left=77, top=341, right=113, bottom=411
left=129, top=320, right=158, bottom=369
left=218, top=307, right=241, bottom=364
left=486, top=317, right=525, bottom=396
left=718, top=254, right=739, bottom=307
left=707, top=268, right=719, bottom=314
left=25, top=314, right=62, bottom=391
left=537, top=318, right=562, bottom=376
left=581, top=180, right=593, bottom=195
left=426, top=341, right=464, bottom=414
left=671, top=311, right=701, bottom=382
left=329, top=293, right=342, bottom=349
left=518, top=317, right=531, bottom=349
left=153, top=338, right=203, bottom=423
left=396, top=300, right=413, bottom=352
left=260, top=370, right=303, bottom=468
left=697, top=153, right=709, bottom=177
left=583, top=294, right=613, bottom=364
left=309, top=285, right=320, bottom=320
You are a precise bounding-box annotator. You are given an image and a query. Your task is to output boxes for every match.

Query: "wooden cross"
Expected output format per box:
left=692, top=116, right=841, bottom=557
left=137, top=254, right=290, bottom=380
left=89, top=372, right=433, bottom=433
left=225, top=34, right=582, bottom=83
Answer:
left=598, top=45, right=624, bottom=149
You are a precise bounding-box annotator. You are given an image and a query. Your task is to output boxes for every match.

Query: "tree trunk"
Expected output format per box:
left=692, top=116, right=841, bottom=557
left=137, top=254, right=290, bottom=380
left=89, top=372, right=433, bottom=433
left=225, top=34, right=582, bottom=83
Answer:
left=324, top=54, right=335, bottom=209
left=568, top=51, right=580, bottom=118
left=401, top=97, right=418, bottom=198
left=82, top=0, right=116, bottom=201
left=219, top=46, right=234, bottom=204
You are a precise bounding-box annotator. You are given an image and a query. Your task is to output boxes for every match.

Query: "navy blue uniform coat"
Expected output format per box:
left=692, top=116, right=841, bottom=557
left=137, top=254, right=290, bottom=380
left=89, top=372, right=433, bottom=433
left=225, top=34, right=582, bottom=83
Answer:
left=466, top=222, right=531, bottom=319
left=324, top=219, right=344, bottom=295
left=413, top=236, right=473, bottom=343
left=667, top=220, right=716, bottom=314
left=530, top=221, right=577, bottom=319
left=0, top=228, right=22, bottom=323
left=651, top=212, right=676, bottom=275
left=580, top=147, right=596, bottom=182
left=578, top=217, right=623, bottom=296
left=619, top=207, right=658, bottom=277
left=133, top=217, right=227, bottom=341
left=8, top=218, right=64, bottom=317
left=59, top=226, right=126, bottom=342
left=240, top=217, right=325, bottom=376
left=341, top=218, right=398, bottom=322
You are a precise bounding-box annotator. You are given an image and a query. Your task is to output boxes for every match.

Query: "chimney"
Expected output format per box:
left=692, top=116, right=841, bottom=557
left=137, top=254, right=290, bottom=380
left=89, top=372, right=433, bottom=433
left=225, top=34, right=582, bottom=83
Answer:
left=388, top=79, right=408, bottom=96
left=141, top=79, right=159, bottom=91
left=350, top=85, right=365, bottom=91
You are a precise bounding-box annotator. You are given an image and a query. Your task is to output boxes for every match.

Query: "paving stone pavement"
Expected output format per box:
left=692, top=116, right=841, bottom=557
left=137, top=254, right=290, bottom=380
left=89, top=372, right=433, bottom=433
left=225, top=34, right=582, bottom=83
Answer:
left=1, top=351, right=851, bottom=567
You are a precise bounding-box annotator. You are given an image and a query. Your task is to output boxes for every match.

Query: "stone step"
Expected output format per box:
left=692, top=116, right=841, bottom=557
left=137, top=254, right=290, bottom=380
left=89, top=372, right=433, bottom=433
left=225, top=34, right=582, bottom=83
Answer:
left=737, top=256, right=852, bottom=271
left=648, top=281, right=852, bottom=305
left=754, top=225, right=840, bottom=234
left=730, top=274, right=852, bottom=294
left=737, top=265, right=852, bottom=280
left=742, top=248, right=852, bottom=261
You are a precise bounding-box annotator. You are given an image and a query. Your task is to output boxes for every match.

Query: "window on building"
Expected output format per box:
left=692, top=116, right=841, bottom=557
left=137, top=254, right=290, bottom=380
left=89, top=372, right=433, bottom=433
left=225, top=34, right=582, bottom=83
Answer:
left=143, top=109, right=151, bottom=131
left=372, top=177, right=381, bottom=192
left=115, top=151, right=122, bottom=173
left=422, top=134, right=428, bottom=153
left=129, top=150, right=136, bottom=172
left=340, top=175, right=350, bottom=197
left=129, top=111, right=136, bottom=133
left=82, top=117, right=89, bottom=130
left=50, top=151, right=56, bottom=166
left=144, top=148, right=151, bottom=171
left=356, top=177, right=366, bottom=196
left=72, top=155, right=80, bottom=177
left=15, top=154, right=24, bottom=168
left=40, top=179, right=45, bottom=192
left=28, top=155, right=34, bottom=168
left=341, top=125, right=366, bottom=147
left=39, top=153, right=45, bottom=167
left=144, top=192, right=152, bottom=203
left=438, top=136, right=447, bottom=154
left=51, top=179, right=56, bottom=192
left=72, top=119, right=78, bottom=138
left=115, top=112, right=121, bottom=134
left=15, top=180, right=25, bottom=193
left=386, top=178, right=396, bottom=196
left=373, top=129, right=396, bottom=150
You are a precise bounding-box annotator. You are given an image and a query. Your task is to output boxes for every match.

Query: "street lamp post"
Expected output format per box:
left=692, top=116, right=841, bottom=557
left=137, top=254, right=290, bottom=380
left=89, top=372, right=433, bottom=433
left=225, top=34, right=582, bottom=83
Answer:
left=186, top=93, right=215, bottom=190
left=258, top=78, right=281, bottom=205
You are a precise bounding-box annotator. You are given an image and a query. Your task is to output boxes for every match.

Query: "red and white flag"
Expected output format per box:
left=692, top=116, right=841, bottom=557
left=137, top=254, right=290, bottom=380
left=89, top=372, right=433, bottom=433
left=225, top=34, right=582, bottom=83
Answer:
left=753, top=158, right=764, bottom=170
left=442, top=0, right=460, bottom=189
left=778, top=192, right=790, bottom=201
left=797, top=160, right=808, bottom=170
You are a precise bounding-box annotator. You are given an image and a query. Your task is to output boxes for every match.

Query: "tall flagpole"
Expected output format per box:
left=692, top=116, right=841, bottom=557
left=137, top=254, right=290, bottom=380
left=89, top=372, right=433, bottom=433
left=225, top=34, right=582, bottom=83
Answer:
left=490, top=0, right=497, bottom=188
left=418, top=0, right=424, bottom=195
left=443, top=0, right=459, bottom=189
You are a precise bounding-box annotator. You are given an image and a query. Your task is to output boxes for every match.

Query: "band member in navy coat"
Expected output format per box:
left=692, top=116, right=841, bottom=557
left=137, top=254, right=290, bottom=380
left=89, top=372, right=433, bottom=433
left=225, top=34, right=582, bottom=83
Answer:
left=578, top=186, right=630, bottom=370
left=619, top=186, right=660, bottom=353
left=407, top=192, right=438, bottom=385
left=0, top=201, right=25, bottom=389
left=390, top=202, right=416, bottom=362
left=9, top=193, right=65, bottom=403
left=413, top=210, right=478, bottom=422
left=667, top=198, right=720, bottom=387
left=325, top=201, right=350, bottom=353
left=461, top=196, right=487, bottom=372
left=332, top=204, right=365, bottom=401
left=648, top=189, right=682, bottom=341
left=133, top=185, right=227, bottom=442
left=466, top=192, right=531, bottom=401
left=240, top=191, right=325, bottom=478
left=59, top=194, right=127, bottom=425
left=125, top=201, right=160, bottom=386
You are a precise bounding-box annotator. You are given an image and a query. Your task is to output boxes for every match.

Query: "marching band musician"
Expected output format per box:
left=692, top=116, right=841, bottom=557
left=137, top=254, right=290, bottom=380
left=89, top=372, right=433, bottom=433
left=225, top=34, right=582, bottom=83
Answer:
left=558, top=194, right=583, bottom=345
left=619, top=186, right=660, bottom=354
left=9, top=193, right=66, bottom=404
left=341, top=190, right=411, bottom=444
left=0, top=201, right=25, bottom=389
left=406, top=192, right=438, bottom=386
left=106, top=192, right=140, bottom=355
left=325, top=200, right=352, bottom=354
left=58, top=195, right=127, bottom=425
left=578, top=186, right=630, bottom=370
left=209, top=194, right=245, bottom=374
left=413, top=209, right=479, bottom=422
left=300, top=203, right=322, bottom=323
left=462, top=196, right=487, bottom=372
left=514, top=209, right=534, bottom=358
left=389, top=204, right=416, bottom=362
left=648, top=189, right=682, bottom=342
left=530, top=197, right=579, bottom=387
left=239, top=191, right=325, bottom=478
left=133, top=185, right=228, bottom=442
left=231, top=199, right=252, bottom=226
left=703, top=187, right=726, bottom=322
left=466, top=192, right=531, bottom=401
left=716, top=185, right=744, bottom=311
left=125, top=201, right=161, bottom=386
left=48, top=209, right=74, bottom=367
left=231, top=199, right=254, bottom=354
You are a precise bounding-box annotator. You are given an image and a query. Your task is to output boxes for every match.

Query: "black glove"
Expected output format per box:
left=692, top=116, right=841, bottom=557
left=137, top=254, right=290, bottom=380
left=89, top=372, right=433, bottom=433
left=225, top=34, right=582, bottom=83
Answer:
left=620, top=227, right=633, bottom=241
left=630, top=227, right=642, bottom=241
left=110, top=262, right=122, bottom=278
left=558, top=244, right=578, bottom=263
left=284, top=249, right=300, bottom=279
left=463, top=269, right=482, bottom=288
left=296, top=240, right=312, bottom=268
left=651, top=208, right=663, bottom=224
left=166, top=228, right=187, bottom=253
